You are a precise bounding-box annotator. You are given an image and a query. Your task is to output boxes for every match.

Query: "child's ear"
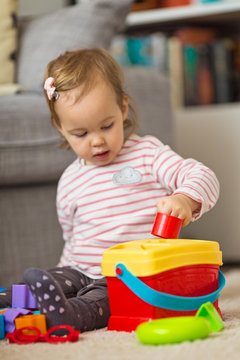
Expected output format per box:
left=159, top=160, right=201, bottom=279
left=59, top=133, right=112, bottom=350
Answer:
left=122, top=94, right=129, bottom=121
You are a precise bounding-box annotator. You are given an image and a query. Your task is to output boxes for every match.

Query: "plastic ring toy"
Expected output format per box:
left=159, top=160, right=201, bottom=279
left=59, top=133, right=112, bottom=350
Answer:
left=8, top=326, right=41, bottom=344
left=136, top=316, right=211, bottom=345
left=45, top=325, right=80, bottom=343
left=6, top=325, right=80, bottom=344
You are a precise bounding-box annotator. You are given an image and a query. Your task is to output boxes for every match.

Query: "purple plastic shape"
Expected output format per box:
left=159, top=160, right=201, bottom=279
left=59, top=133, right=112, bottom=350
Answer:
left=4, top=308, right=32, bottom=333
left=12, top=284, right=37, bottom=309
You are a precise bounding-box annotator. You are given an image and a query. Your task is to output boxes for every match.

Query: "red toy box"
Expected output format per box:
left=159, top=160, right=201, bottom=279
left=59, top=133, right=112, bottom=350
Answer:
left=101, top=239, right=224, bottom=332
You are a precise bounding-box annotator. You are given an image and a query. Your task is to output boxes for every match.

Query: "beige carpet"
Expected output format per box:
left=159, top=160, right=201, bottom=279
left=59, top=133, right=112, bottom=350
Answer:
left=1, top=267, right=240, bottom=360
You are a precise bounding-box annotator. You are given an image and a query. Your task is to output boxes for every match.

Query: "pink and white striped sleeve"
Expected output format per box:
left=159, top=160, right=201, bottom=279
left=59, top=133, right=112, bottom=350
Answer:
left=152, top=145, right=220, bottom=220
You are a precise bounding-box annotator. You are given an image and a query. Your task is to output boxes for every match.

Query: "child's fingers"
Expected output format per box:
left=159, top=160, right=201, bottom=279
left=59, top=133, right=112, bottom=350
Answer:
left=157, top=198, right=184, bottom=218
left=156, top=197, right=174, bottom=214
left=181, top=216, right=191, bottom=227
left=157, top=196, right=193, bottom=227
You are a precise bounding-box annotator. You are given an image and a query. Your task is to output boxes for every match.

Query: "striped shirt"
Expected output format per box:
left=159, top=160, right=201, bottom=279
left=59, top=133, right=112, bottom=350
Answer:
left=56, top=134, right=219, bottom=278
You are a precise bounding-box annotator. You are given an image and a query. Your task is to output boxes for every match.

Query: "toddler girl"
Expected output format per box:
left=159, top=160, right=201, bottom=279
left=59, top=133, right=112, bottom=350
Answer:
left=0, top=48, right=219, bottom=332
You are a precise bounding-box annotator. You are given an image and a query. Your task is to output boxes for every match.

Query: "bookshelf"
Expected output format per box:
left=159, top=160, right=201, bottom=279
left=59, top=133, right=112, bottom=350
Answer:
left=127, top=2, right=240, bottom=28
left=127, top=3, right=240, bottom=261
left=123, top=3, right=240, bottom=107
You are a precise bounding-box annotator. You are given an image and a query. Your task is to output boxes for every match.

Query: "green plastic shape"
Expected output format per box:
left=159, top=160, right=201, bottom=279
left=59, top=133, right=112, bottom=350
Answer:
left=136, top=316, right=211, bottom=345
left=196, top=302, right=224, bottom=332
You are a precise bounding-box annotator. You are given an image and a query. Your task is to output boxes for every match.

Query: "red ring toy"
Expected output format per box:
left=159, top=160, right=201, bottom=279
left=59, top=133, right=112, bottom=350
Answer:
left=7, top=326, right=41, bottom=344
left=46, top=325, right=80, bottom=343
left=6, top=325, right=80, bottom=344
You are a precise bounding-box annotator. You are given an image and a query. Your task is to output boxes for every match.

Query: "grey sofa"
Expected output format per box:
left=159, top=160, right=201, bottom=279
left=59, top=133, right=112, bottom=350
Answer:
left=0, top=2, right=173, bottom=287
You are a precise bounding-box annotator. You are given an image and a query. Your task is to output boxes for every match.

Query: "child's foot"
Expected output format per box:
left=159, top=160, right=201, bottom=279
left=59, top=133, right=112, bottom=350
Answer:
left=23, top=268, right=81, bottom=331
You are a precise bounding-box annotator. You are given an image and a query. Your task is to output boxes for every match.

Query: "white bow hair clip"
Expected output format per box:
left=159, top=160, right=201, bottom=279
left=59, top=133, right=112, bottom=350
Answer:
left=44, top=77, right=59, bottom=100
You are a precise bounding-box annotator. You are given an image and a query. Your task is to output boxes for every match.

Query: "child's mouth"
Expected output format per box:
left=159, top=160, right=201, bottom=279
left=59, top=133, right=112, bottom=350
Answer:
left=94, top=150, right=110, bottom=160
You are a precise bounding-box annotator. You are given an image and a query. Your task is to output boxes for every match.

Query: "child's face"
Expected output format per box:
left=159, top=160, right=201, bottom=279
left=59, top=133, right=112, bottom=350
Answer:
left=54, top=81, right=129, bottom=166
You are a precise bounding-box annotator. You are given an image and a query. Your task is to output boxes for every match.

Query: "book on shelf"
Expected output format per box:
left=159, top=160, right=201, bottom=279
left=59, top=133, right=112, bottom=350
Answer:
left=110, top=28, right=240, bottom=108
left=169, top=40, right=215, bottom=107
left=131, top=0, right=159, bottom=12
left=130, top=0, right=193, bottom=12
left=171, top=27, right=216, bottom=106
left=160, top=0, right=192, bottom=7
left=196, top=43, right=215, bottom=106
left=182, top=44, right=199, bottom=106
left=174, top=27, right=217, bottom=45
left=130, top=0, right=224, bottom=12
left=211, top=38, right=233, bottom=104
left=170, top=32, right=239, bottom=107
left=168, top=36, right=184, bottom=108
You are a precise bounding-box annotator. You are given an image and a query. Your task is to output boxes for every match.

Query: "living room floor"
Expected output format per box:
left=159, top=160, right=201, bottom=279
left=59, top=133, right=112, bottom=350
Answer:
left=1, top=265, right=240, bottom=360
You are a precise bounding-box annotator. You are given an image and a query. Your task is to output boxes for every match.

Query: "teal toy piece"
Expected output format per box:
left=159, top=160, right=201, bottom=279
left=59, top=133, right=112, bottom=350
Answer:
left=115, top=263, right=226, bottom=311
left=136, top=317, right=211, bottom=345
left=0, top=314, right=5, bottom=340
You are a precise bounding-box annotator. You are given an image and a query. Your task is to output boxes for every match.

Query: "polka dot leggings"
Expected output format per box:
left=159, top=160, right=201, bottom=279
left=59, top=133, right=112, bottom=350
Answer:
left=0, top=266, right=110, bottom=332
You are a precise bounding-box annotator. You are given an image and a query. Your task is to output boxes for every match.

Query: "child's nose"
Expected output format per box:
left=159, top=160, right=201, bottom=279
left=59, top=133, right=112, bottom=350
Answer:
left=91, top=134, right=105, bottom=147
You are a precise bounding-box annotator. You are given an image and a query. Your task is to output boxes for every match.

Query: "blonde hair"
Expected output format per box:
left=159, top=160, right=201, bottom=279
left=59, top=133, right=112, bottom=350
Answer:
left=44, top=48, right=138, bottom=148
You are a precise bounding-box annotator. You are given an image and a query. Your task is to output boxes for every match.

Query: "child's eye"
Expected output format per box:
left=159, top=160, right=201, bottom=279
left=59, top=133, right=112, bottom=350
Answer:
left=102, top=122, right=113, bottom=130
left=75, top=132, right=87, bottom=138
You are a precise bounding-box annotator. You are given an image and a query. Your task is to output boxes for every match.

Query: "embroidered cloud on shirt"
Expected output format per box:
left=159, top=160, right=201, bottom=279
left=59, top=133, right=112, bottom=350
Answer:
left=112, top=166, right=142, bottom=185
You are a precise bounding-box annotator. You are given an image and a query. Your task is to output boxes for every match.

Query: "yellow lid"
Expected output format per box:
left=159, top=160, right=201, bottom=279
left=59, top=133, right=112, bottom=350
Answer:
left=101, top=239, right=222, bottom=277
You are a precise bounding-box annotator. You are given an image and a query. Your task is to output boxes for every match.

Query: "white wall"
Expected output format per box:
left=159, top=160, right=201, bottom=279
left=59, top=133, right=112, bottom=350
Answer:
left=19, top=0, right=67, bottom=16
left=174, top=104, right=240, bottom=262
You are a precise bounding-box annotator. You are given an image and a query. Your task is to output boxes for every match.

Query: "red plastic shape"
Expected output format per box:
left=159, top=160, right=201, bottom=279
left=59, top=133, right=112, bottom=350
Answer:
left=151, top=213, right=183, bottom=239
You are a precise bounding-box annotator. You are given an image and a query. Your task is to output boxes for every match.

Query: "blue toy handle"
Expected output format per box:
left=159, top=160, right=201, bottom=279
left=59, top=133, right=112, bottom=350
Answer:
left=115, top=263, right=225, bottom=311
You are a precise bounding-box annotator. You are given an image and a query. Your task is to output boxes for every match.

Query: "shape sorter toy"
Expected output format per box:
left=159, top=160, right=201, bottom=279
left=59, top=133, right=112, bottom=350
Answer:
left=101, top=238, right=225, bottom=332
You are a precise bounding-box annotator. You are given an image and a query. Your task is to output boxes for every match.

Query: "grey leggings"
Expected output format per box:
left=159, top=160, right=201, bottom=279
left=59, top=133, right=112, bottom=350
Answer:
left=0, top=266, right=110, bottom=331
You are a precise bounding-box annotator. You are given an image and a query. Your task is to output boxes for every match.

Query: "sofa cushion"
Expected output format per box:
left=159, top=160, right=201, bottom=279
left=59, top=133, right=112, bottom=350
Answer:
left=17, top=0, right=133, bottom=92
left=0, top=67, right=173, bottom=186
left=0, top=93, right=75, bottom=185
left=123, top=66, right=173, bottom=146
left=0, top=0, right=18, bottom=85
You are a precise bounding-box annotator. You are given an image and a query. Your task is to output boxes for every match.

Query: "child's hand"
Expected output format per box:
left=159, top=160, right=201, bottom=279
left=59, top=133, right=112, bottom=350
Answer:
left=156, top=194, right=201, bottom=227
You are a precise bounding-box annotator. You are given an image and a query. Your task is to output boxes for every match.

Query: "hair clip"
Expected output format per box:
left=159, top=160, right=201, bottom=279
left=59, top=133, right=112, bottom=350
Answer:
left=44, top=77, right=59, bottom=101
